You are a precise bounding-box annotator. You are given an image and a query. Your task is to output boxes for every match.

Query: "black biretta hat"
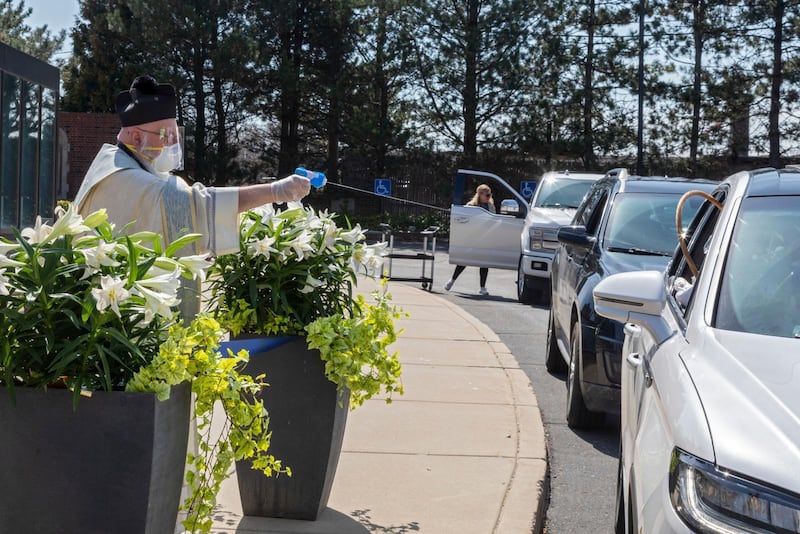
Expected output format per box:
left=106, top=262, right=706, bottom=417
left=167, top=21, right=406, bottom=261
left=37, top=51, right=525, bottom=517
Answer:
left=115, top=75, right=177, bottom=127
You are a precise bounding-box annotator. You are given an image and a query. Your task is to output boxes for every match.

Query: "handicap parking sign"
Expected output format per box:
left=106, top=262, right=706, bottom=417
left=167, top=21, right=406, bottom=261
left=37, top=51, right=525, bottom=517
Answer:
left=374, top=178, right=392, bottom=196
left=520, top=181, right=537, bottom=199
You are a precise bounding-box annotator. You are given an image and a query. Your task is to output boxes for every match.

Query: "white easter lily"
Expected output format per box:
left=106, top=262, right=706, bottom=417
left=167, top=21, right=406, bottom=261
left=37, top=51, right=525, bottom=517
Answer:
left=178, top=254, right=212, bottom=282
left=247, top=235, right=278, bottom=259
left=287, top=231, right=315, bottom=260
left=341, top=225, right=365, bottom=244
left=136, top=284, right=179, bottom=323
left=0, top=273, right=10, bottom=296
left=91, top=275, right=131, bottom=318
left=299, top=274, right=325, bottom=294
left=135, top=268, right=183, bottom=299
left=21, top=216, right=53, bottom=244
left=82, top=240, right=121, bottom=269
left=48, top=203, right=90, bottom=242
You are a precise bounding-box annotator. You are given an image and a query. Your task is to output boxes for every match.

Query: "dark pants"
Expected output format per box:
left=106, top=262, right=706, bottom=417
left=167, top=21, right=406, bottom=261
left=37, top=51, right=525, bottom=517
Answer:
left=451, top=265, right=488, bottom=287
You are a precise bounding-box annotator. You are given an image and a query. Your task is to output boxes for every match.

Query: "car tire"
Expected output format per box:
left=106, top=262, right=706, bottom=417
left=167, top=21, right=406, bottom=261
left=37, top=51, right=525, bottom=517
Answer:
left=566, top=321, right=604, bottom=429
left=545, top=309, right=567, bottom=373
left=531, top=280, right=551, bottom=305
left=517, top=258, right=533, bottom=304
left=615, top=455, right=626, bottom=534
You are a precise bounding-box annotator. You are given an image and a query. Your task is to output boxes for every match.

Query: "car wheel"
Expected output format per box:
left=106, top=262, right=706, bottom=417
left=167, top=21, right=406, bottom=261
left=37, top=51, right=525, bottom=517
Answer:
left=566, top=321, right=604, bottom=429
left=615, top=455, right=626, bottom=534
left=531, top=279, right=551, bottom=305
left=545, top=309, right=567, bottom=373
left=517, top=258, right=533, bottom=304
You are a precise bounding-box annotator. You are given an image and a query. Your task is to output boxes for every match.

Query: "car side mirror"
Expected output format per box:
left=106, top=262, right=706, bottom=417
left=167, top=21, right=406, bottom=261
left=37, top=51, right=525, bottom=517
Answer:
left=499, top=199, right=520, bottom=216
left=557, top=225, right=594, bottom=246
left=593, top=270, right=673, bottom=345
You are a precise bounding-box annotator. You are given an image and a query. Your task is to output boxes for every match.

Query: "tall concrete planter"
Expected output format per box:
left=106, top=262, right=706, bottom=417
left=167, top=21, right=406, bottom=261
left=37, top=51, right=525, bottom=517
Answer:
left=222, top=336, right=349, bottom=520
left=0, top=383, right=191, bottom=534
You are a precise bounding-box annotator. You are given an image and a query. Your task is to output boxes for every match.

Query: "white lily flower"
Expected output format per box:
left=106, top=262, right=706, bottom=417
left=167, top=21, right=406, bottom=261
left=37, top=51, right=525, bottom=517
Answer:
left=178, top=254, right=212, bottom=282
left=91, top=275, right=131, bottom=318
left=299, top=274, right=325, bottom=294
left=352, top=246, right=367, bottom=270
left=0, top=255, right=25, bottom=269
left=365, top=252, right=384, bottom=274
left=319, top=222, right=338, bottom=253
left=135, top=284, right=179, bottom=323
left=287, top=231, right=315, bottom=260
left=82, top=240, right=121, bottom=269
left=247, top=235, right=278, bottom=259
left=367, top=241, right=389, bottom=257
left=0, top=239, right=20, bottom=255
left=136, top=268, right=182, bottom=299
left=0, top=273, right=10, bottom=296
left=47, top=203, right=90, bottom=242
left=341, top=225, right=365, bottom=244
left=21, top=216, right=53, bottom=244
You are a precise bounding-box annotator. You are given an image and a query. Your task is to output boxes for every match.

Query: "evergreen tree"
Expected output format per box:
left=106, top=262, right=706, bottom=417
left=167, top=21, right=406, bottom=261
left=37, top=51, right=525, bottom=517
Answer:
left=738, top=0, right=800, bottom=167
left=406, top=0, right=537, bottom=165
left=652, top=0, right=740, bottom=176
left=340, top=0, right=412, bottom=178
left=0, top=0, right=65, bottom=63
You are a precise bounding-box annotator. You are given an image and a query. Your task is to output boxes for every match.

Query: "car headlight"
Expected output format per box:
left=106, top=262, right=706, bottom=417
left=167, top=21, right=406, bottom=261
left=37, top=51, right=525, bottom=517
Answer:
left=670, top=449, right=800, bottom=533
left=530, top=228, right=543, bottom=250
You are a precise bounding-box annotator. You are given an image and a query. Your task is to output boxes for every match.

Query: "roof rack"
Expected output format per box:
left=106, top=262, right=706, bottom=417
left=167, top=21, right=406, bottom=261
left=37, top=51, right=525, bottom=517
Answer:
left=604, top=168, right=629, bottom=180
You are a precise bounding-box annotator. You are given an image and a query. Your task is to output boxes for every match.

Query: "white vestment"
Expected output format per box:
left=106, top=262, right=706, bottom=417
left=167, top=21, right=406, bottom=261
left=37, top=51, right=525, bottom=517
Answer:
left=75, top=143, right=240, bottom=257
left=75, top=143, right=241, bottom=320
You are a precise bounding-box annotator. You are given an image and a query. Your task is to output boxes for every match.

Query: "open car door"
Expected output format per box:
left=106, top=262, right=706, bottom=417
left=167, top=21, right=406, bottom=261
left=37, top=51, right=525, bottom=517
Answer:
left=448, top=169, right=528, bottom=270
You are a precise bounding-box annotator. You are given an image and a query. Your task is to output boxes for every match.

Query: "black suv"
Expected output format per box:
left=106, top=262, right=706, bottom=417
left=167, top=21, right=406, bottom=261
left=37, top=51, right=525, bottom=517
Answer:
left=545, top=169, right=715, bottom=428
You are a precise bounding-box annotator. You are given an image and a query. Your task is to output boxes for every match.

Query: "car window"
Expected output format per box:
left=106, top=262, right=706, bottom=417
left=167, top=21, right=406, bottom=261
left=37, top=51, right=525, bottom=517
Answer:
left=715, top=196, right=800, bottom=338
left=535, top=178, right=595, bottom=209
left=604, top=192, right=703, bottom=256
left=574, top=184, right=608, bottom=229
left=676, top=191, right=725, bottom=318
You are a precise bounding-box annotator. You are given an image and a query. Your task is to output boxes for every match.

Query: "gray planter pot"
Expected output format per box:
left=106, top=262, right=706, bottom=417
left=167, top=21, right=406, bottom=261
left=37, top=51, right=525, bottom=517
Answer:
left=223, top=336, right=349, bottom=520
left=0, top=383, right=191, bottom=534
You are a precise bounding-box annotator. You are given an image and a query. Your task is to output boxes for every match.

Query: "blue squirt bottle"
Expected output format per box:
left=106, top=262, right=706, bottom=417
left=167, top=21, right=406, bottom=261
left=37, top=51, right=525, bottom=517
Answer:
left=295, top=167, right=327, bottom=188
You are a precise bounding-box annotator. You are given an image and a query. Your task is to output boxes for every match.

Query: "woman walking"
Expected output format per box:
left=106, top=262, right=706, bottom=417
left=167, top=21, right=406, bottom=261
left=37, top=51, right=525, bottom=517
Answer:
left=444, top=184, right=495, bottom=295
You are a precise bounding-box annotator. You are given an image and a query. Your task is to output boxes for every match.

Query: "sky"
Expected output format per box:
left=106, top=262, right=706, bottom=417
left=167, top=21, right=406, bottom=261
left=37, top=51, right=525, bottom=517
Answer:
left=24, top=0, right=81, bottom=57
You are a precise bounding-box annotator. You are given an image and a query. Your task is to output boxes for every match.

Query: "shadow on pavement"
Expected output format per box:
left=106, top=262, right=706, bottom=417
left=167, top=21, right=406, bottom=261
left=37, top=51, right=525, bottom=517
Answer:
left=571, top=418, right=621, bottom=459
left=351, top=509, right=421, bottom=533
left=222, top=508, right=372, bottom=534
left=453, top=293, right=517, bottom=304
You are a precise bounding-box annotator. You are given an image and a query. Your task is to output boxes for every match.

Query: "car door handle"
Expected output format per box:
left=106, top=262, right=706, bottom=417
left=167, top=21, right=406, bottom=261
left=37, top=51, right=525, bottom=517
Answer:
left=626, top=352, right=642, bottom=369
left=454, top=216, right=470, bottom=223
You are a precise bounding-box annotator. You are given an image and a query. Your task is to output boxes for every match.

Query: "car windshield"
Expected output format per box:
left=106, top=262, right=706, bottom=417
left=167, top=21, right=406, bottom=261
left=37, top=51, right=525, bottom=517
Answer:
left=715, top=196, right=800, bottom=338
left=534, top=178, right=594, bottom=209
left=604, top=192, right=702, bottom=256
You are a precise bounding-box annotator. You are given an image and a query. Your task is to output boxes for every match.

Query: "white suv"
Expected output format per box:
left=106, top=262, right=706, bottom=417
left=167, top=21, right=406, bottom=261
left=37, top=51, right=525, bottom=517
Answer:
left=517, top=171, right=604, bottom=303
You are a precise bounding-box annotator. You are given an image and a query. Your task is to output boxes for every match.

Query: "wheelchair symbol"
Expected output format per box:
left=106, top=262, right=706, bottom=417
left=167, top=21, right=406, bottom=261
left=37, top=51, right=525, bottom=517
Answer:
left=375, top=179, right=392, bottom=196
left=521, top=182, right=536, bottom=199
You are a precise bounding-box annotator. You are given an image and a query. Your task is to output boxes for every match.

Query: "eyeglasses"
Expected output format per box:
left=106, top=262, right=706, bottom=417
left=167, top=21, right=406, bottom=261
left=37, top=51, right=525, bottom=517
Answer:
left=482, top=191, right=492, bottom=197
left=136, top=127, right=180, bottom=145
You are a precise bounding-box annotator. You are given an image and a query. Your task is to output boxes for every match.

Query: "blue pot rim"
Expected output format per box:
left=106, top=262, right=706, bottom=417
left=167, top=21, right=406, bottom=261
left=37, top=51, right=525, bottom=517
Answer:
left=218, top=335, right=297, bottom=356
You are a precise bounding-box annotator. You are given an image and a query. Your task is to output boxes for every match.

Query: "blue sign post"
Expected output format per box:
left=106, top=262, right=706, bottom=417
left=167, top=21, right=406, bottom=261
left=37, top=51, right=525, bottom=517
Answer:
left=520, top=181, right=537, bottom=200
left=374, top=178, right=392, bottom=196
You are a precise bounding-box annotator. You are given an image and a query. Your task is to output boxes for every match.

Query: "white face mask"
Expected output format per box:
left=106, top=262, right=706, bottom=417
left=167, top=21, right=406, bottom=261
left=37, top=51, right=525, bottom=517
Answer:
left=151, top=143, right=183, bottom=173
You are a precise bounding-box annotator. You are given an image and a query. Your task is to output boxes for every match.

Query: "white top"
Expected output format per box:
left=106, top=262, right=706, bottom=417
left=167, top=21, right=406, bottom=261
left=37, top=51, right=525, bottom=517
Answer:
left=75, top=143, right=240, bottom=256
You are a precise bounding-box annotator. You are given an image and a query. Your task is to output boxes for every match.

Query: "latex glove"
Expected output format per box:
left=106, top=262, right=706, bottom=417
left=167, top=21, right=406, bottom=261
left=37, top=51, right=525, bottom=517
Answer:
left=271, top=174, right=311, bottom=203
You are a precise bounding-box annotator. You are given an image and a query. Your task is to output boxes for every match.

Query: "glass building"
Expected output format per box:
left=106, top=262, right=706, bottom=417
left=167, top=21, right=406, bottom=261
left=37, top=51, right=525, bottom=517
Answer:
left=0, top=42, right=59, bottom=233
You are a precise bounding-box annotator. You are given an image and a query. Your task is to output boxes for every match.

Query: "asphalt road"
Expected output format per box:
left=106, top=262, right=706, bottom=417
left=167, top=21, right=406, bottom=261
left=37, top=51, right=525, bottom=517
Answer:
left=385, top=243, right=619, bottom=533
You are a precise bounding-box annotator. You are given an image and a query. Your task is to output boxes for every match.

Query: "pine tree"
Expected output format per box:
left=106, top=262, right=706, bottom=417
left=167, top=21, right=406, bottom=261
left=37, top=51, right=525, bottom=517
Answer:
left=0, top=0, right=65, bottom=63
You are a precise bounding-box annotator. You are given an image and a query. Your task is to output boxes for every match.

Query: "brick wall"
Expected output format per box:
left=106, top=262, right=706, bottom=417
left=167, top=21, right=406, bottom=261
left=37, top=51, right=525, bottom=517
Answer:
left=58, top=112, right=120, bottom=200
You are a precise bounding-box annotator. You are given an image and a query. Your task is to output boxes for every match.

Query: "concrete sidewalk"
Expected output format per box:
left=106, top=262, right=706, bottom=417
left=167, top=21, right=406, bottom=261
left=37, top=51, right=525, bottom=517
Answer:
left=210, top=278, right=548, bottom=534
